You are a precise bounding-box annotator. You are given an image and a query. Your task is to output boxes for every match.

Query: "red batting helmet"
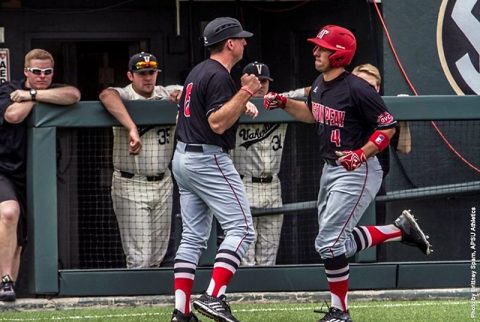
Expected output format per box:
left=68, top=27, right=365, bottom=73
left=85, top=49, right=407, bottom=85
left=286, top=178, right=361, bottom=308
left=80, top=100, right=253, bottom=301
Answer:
left=307, top=25, right=357, bottom=68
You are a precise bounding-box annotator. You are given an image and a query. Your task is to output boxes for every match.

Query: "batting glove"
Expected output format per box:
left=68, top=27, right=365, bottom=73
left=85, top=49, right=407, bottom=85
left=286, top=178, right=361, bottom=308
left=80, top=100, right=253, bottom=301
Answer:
left=335, top=149, right=367, bottom=171
left=264, top=92, right=287, bottom=110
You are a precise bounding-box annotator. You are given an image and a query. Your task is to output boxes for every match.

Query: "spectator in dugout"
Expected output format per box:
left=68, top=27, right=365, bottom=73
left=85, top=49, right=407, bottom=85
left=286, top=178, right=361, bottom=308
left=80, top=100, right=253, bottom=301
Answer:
left=0, top=48, right=80, bottom=301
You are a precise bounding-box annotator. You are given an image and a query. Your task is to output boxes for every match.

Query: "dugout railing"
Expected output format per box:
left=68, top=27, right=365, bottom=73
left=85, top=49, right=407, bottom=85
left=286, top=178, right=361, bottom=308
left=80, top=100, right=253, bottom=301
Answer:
left=24, top=95, right=480, bottom=296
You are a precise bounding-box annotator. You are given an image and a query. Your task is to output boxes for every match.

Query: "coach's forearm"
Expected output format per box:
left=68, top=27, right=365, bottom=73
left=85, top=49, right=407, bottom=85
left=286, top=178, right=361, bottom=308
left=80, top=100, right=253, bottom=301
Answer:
left=4, top=101, right=35, bottom=124
left=208, top=90, right=252, bottom=134
left=37, top=86, right=81, bottom=105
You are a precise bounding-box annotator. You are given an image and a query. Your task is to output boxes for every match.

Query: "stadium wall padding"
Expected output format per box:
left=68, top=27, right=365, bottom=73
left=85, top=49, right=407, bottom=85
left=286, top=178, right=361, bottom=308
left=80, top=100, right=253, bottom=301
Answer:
left=22, top=96, right=480, bottom=296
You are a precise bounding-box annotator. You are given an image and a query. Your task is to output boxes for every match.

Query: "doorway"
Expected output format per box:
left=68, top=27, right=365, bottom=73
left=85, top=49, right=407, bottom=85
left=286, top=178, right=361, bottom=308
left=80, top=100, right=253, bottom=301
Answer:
left=30, top=39, right=145, bottom=99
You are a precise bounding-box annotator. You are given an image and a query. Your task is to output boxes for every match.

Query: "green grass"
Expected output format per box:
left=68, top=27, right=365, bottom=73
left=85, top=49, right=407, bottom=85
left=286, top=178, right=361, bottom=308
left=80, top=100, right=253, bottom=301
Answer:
left=0, top=300, right=476, bottom=321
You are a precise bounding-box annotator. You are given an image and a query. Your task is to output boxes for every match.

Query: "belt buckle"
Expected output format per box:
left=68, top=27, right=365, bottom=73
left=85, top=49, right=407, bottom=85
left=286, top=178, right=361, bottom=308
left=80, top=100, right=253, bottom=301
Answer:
left=146, top=173, right=165, bottom=181
left=257, top=175, right=272, bottom=183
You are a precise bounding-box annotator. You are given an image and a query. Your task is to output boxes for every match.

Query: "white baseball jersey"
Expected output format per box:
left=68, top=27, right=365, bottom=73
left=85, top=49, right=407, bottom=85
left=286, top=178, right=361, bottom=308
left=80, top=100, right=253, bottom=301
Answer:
left=231, top=89, right=305, bottom=266
left=231, top=123, right=287, bottom=180
left=231, top=123, right=286, bottom=266
left=110, top=83, right=182, bottom=268
left=111, top=84, right=182, bottom=175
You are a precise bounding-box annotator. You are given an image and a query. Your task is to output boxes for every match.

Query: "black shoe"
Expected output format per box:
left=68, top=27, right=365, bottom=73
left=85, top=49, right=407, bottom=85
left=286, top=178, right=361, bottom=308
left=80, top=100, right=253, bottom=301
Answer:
left=171, top=309, right=200, bottom=322
left=315, top=306, right=352, bottom=322
left=394, top=210, right=433, bottom=255
left=0, top=275, right=16, bottom=302
left=193, top=292, right=239, bottom=322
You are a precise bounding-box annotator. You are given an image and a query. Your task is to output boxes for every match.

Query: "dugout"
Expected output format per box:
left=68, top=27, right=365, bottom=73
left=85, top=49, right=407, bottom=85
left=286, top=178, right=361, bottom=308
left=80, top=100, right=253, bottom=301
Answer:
left=0, top=0, right=382, bottom=100
left=18, top=95, right=480, bottom=297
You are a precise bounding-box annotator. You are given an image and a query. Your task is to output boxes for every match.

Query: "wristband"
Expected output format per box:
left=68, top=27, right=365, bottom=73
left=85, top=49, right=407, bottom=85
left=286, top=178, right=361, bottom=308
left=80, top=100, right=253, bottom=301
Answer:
left=368, top=130, right=390, bottom=152
left=240, top=86, right=254, bottom=97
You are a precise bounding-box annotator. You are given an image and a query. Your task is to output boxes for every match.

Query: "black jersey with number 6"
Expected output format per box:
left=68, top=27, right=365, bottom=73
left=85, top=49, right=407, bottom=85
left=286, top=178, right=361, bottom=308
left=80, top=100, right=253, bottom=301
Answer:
left=176, top=59, right=238, bottom=150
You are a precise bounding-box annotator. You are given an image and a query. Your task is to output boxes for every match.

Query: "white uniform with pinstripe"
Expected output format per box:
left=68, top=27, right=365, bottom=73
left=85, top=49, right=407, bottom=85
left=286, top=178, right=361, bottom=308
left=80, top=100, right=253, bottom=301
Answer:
left=231, top=89, right=304, bottom=266
left=111, top=83, right=181, bottom=268
left=231, top=123, right=287, bottom=265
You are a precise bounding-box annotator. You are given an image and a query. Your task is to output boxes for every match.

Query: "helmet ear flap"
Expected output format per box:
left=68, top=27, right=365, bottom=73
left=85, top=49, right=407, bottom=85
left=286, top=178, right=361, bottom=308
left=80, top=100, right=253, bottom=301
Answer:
left=308, top=25, right=357, bottom=68
left=328, top=51, right=347, bottom=68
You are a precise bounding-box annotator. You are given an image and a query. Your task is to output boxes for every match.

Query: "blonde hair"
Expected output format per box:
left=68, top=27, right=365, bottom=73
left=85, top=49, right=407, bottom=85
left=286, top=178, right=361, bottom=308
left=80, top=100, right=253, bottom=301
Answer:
left=352, top=63, right=381, bottom=86
left=24, top=49, right=54, bottom=68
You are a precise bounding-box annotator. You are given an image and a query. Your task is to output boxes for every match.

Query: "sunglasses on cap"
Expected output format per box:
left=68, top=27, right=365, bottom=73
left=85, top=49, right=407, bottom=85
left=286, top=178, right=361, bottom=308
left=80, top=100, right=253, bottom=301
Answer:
left=134, top=61, right=158, bottom=70
left=26, top=67, right=54, bottom=76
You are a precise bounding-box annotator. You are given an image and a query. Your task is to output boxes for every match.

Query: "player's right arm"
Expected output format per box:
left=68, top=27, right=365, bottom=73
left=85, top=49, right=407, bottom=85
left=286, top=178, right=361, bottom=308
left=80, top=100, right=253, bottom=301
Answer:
left=264, top=92, right=315, bottom=123
left=283, top=99, right=315, bottom=123
left=4, top=101, right=35, bottom=124
left=99, top=88, right=141, bottom=155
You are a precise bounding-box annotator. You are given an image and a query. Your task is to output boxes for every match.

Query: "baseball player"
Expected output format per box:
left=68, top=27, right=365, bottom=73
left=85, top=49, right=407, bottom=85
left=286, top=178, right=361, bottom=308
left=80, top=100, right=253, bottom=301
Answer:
left=171, top=17, right=261, bottom=322
left=99, top=52, right=182, bottom=269
left=264, top=25, right=432, bottom=322
left=0, top=49, right=80, bottom=301
left=233, top=61, right=305, bottom=266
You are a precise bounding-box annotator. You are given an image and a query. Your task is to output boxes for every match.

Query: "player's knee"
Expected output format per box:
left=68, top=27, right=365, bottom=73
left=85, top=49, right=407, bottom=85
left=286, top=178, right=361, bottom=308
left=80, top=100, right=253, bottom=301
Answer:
left=315, top=236, right=333, bottom=257
left=0, top=203, right=20, bottom=226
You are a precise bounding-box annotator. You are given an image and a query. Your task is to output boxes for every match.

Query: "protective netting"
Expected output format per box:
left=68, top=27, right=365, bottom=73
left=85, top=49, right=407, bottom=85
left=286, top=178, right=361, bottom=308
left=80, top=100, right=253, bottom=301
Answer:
left=56, top=119, right=480, bottom=269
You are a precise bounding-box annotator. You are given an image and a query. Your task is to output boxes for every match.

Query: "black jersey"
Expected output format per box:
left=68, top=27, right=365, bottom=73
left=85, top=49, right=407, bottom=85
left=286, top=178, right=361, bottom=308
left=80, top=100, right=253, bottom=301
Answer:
left=307, top=71, right=397, bottom=159
left=0, top=80, right=63, bottom=176
left=176, top=59, right=238, bottom=150
left=0, top=80, right=29, bottom=176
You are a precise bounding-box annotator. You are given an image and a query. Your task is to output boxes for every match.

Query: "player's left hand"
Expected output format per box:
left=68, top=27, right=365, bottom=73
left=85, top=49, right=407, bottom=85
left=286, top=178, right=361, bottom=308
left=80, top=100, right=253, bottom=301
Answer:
left=244, top=101, right=258, bottom=118
left=169, top=89, right=182, bottom=103
left=335, top=149, right=367, bottom=171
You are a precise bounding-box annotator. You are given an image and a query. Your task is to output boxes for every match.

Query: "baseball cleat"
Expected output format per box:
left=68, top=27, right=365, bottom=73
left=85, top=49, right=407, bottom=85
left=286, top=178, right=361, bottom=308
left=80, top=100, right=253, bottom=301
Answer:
left=171, top=309, right=200, bottom=322
left=394, top=210, right=433, bottom=255
left=193, top=292, right=239, bottom=322
left=0, top=275, right=16, bottom=302
left=315, top=306, right=353, bottom=322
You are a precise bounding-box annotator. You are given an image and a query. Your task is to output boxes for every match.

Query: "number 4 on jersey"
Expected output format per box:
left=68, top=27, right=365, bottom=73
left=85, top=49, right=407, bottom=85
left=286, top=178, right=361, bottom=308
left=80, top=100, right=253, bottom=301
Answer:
left=330, top=129, right=341, bottom=147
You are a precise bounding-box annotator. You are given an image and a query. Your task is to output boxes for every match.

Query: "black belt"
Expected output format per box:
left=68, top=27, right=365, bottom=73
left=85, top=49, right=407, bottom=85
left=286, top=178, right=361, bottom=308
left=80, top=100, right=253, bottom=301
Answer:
left=185, top=144, right=228, bottom=153
left=120, top=171, right=164, bottom=181
left=240, top=175, right=274, bottom=183
left=324, top=159, right=339, bottom=166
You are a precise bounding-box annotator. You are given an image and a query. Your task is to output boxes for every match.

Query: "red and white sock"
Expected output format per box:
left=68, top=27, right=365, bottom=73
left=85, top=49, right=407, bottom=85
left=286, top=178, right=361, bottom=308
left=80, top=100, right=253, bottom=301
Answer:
left=353, top=224, right=401, bottom=252
left=174, top=259, right=196, bottom=314
left=324, top=255, right=349, bottom=312
left=207, top=249, right=241, bottom=297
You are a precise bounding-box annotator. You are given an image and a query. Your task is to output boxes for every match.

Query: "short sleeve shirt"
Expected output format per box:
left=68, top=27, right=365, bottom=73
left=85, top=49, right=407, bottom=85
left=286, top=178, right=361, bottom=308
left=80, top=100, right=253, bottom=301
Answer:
left=0, top=80, right=63, bottom=175
left=175, top=59, right=238, bottom=150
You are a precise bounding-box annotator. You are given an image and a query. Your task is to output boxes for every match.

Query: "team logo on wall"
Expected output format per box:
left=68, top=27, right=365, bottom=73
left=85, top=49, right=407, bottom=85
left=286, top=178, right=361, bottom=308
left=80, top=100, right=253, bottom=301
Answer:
left=437, top=0, right=480, bottom=95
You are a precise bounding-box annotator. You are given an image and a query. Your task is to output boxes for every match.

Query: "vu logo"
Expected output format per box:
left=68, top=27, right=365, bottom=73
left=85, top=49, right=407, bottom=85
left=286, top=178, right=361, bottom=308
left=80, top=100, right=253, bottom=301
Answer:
left=437, top=0, right=480, bottom=94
